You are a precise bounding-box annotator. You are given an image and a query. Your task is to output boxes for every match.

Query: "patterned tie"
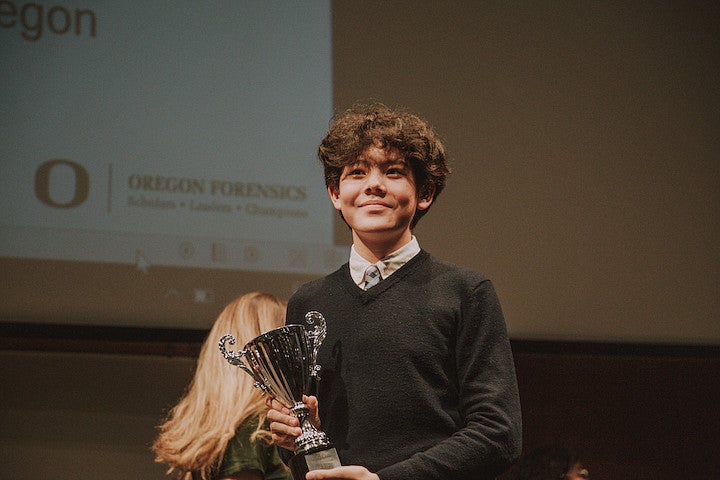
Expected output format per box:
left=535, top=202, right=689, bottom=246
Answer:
left=363, top=264, right=382, bottom=290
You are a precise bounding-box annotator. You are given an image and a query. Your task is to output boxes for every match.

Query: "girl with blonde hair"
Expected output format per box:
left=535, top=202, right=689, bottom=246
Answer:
left=153, top=292, right=292, bottom=480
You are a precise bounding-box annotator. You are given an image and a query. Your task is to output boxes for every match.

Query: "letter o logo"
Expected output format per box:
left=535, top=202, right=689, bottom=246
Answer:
left=35, top=159, right=90, bottom=208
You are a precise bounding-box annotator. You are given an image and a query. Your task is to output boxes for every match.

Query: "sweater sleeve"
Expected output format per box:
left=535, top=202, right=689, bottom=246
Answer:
left=376, top=279, right=522, bottom=480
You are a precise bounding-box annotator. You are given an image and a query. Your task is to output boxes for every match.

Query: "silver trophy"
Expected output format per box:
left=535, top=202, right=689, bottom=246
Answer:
left=219, top=311, right=341, bottom=478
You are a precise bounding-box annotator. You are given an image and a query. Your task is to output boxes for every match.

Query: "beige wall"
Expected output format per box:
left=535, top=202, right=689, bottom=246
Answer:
left=331, top=1, right=719, bottom=344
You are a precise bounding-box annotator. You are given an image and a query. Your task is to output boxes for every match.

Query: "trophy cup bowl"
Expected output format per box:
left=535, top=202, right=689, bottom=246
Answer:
left=219, top=311, right=341, bottom=478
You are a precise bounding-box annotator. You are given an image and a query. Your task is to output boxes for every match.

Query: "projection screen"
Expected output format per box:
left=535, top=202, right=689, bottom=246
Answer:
left=1, top=0, right=341, bottom=329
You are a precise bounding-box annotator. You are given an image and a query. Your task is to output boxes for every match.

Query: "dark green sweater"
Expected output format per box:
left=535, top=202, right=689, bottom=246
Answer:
left=287, top=250, right=522, bottom=480
left=211, top=416, right=291, bottom=480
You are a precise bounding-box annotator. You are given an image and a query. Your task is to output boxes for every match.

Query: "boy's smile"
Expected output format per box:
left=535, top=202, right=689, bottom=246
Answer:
left=328, top=144, right=433, bottom=260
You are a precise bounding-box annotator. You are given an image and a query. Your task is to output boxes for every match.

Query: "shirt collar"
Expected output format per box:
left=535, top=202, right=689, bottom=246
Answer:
left=349, top=236, right=421, bottom=286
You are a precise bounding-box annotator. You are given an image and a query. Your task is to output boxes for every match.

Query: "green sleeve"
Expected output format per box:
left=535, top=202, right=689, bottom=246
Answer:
left=216, top=417, right=292, bottom=480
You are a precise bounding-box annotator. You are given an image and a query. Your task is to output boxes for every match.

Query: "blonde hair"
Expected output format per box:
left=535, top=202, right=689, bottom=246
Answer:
left=153, top=292, right=287, bottom=480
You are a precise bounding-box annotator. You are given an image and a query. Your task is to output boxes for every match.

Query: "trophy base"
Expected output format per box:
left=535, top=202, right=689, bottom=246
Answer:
left=289, top=446, right=341, bottom=480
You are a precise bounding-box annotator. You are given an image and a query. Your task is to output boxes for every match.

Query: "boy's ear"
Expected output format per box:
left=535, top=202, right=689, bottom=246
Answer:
left=328, top=185, right=342, bottom=211
left=417, top=186, right=435, bottom=211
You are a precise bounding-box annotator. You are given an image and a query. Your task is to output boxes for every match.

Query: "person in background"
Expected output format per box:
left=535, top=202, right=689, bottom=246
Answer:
left=505, top=445, right=589, bottom=480
left=267, top=103, right=522, bottom=480
left=153, top=292, right=292, bottom=480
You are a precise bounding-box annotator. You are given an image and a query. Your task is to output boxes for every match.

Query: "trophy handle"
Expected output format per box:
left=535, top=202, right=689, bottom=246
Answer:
left=304, top=311, right=326, bottom=378
left=218, top=334, right=268, bottom=393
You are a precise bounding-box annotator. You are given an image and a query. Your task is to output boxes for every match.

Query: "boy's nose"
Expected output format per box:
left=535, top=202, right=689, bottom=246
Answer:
left=364, top=169, right=386, bottom=193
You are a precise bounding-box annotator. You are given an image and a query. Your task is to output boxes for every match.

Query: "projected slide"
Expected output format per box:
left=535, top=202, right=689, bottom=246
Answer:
left=1, top=1, right=343, bottom=275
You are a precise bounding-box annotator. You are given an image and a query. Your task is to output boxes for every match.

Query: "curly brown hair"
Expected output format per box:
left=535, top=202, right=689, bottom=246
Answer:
left=318, top=102, right=451, bottom=228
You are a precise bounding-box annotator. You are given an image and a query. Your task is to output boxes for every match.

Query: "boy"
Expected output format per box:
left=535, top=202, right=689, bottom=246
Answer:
left=268, top=103, right=521, bottom=480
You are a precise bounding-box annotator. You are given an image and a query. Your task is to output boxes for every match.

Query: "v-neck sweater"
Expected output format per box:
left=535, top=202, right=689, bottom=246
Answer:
left=287, top=250, right=522, bottom=480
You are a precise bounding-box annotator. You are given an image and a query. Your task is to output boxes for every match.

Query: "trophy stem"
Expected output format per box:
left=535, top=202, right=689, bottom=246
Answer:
left=288, top=400, right=341, bottom=480
left=290, top=402, right=310, bottom=428
left=289, top=401, right=332, bottom=456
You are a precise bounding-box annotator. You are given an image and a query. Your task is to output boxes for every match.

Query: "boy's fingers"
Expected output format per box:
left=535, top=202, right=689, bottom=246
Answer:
left=269, top=420, right=302, bottom=438
left=266, top=396, right=291, bottom=414
left=267, top=408, right=298, bottom=426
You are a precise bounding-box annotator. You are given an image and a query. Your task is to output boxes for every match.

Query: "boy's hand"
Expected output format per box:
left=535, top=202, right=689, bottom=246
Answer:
left=305, top=466, right=379, bottom=480
left=266, top=395, right=320, bottom=451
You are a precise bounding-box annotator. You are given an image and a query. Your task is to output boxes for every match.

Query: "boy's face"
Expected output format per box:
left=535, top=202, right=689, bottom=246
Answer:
left=328, top=145, right=433, bottom=247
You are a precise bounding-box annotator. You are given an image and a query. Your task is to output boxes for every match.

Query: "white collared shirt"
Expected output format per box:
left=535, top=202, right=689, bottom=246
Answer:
left=349, top=236, right=421, bottom=287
